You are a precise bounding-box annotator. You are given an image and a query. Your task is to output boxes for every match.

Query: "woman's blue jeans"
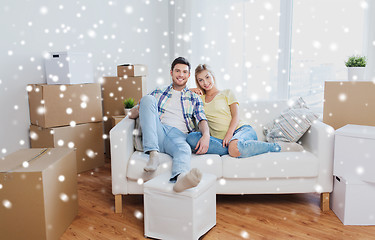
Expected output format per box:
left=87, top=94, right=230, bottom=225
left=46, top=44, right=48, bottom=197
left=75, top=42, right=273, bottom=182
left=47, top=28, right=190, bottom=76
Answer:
left=186, top=125, right=280, bottom=158
left=139, top=95, right=191, bottom=181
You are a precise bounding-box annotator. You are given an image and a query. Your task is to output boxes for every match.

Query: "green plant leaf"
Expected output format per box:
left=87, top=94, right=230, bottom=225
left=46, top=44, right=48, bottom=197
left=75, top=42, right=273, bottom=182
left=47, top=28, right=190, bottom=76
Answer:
left=345, top=55, right=367, bottom=67
left=123, top=98, right=136, bottom=108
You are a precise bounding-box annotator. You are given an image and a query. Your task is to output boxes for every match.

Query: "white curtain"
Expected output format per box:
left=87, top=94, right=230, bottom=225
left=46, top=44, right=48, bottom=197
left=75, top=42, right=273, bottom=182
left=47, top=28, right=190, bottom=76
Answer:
left=170, top=0, right=281, bottom=102
left=364, top=0, right=375, bottom=81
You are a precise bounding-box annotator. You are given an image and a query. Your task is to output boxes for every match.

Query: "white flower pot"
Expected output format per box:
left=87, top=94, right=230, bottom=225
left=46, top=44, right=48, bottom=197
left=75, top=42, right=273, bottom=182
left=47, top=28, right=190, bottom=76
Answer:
left=124, top=108, right=131, bottom=116
left=347, top=67, right=365, bottom=81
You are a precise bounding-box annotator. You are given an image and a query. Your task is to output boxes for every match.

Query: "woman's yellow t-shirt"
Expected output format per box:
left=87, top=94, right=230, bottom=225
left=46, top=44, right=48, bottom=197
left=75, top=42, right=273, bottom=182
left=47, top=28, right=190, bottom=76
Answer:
left=201, top=89, right=245, bottom=139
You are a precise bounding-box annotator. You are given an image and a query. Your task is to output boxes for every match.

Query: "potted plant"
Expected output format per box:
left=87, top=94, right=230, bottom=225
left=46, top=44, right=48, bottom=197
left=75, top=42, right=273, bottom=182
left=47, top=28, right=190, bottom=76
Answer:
left=345, top=55, right=367, bottom=81
left=123, top=97, right=136, bottom=116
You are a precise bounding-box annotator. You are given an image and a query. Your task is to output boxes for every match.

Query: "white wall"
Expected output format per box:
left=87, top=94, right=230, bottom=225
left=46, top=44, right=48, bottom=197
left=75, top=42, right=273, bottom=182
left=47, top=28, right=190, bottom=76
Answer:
left=0, top=0, right=171, bottom=157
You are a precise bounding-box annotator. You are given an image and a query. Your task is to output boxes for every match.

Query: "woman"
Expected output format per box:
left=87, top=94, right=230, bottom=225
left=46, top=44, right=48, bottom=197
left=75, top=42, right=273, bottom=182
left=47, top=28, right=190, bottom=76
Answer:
left=187, top=64, right=298, bottom=158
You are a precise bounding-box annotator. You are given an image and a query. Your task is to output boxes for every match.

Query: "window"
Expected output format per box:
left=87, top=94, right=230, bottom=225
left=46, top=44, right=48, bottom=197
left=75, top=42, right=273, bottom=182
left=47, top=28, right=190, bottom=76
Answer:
left=289, top=0, right=366, bottom=113
left=173, top=0, right=368, bottom=111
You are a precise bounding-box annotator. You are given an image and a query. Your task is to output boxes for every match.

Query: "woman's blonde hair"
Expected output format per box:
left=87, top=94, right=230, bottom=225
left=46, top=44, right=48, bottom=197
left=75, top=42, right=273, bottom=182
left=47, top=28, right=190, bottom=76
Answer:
left=194, top=64, right=216, bottom=94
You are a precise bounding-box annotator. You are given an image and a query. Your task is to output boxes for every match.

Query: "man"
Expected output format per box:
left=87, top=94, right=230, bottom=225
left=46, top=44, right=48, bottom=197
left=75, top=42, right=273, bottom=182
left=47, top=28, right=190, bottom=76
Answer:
left=129, top=57, right=210, bottom=192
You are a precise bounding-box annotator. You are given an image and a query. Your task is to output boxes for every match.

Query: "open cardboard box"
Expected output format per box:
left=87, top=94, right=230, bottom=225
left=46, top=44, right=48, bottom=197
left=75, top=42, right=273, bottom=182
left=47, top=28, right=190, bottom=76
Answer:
left=0, top=148, right=78, bottom=240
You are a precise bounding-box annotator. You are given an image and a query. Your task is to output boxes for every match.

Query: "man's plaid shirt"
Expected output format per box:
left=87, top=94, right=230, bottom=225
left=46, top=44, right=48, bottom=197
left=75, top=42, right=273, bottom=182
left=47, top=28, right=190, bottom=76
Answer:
left=149, top=84, right=207, bottom=133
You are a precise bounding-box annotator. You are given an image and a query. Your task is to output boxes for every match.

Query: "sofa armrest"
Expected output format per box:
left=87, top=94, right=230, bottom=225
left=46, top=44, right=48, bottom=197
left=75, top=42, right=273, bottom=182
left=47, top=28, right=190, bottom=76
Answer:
left=110, top=117, right=135, bottom=195
left=299, top=120, right=335, bottom=192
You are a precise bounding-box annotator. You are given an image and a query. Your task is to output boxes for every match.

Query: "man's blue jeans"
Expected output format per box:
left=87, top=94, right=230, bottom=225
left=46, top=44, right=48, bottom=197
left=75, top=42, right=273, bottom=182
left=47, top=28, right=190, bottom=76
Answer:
left=139, top=95, right=191, bottom=181
left=186, top=125, right=280, bottom=157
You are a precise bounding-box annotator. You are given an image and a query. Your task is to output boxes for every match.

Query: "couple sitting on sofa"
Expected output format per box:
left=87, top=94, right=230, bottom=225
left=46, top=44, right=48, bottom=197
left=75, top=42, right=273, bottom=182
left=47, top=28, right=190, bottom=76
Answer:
left=129, top=57, right=302, bottom=193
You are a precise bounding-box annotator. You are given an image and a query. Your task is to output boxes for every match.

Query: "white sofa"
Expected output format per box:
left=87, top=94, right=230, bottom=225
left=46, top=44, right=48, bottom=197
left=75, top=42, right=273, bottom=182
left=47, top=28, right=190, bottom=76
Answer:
left=110, top=100, right=335, bottom=213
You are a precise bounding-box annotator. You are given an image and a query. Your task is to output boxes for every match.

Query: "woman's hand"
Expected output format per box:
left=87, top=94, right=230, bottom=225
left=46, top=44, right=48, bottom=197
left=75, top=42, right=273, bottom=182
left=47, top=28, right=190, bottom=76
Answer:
left=190, top=88, right=203, bottom=95
left=222, top=132, right=234, bottom=147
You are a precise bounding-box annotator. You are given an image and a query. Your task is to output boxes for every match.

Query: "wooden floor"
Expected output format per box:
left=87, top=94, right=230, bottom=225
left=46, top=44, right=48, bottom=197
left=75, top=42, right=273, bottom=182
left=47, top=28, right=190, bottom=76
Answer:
left=61, top=163, right=375, bottom=240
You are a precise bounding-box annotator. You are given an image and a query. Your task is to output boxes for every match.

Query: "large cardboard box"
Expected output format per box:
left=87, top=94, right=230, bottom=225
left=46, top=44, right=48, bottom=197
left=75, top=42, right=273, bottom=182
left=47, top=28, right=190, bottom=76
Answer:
left=30, top=122, right=105, bottom=173
left=330, top=176, right=375, bottom=225
left=44, top=51, right=94, bottom=85
left=323, top=81, right=375, bottom=130
left=334, top=124, right=375, bottom=182
left=0, top=148, right=78, bottom=240
left=28, top=83, right=103, bottom=128
left=117, top=64, right=148, bottom=77
left=101, top=76, right=146, bottom=157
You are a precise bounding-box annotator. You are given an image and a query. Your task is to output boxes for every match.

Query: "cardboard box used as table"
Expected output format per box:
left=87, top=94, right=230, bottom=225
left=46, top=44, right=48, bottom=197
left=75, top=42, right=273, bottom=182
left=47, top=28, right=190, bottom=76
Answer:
left=334, top=124, right=375, bottom=182
left=117, top=64, right=147, bottom=77
left=0, top=148, right=78, bottom=240
left=323, top=81, right=375, bottom=130
left=30, top=122, right=105, bottom=173
left=330, top=176, right=375, bottom=225
left=28, top=83, right=103, bottom=128
left=101, top=76, right=146, bottom=157
left=143, top=173, right=216, bottom=240
left=44, top=51, right=94, bottom=85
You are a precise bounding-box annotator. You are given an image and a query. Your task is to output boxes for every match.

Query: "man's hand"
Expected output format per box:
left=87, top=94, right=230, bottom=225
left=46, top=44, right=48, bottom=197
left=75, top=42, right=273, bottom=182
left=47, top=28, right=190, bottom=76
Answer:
left=196, top=120, right=210, bottom=154
left=195, top=133, right=210, bottom=154
left=190, top=88, right=203, bottom=95
left=128, top=105, right=139, bottom=119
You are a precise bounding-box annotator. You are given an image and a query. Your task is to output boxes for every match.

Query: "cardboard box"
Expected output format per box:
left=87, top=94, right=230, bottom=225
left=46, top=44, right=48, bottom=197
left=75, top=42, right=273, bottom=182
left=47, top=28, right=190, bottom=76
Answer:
left=101, top=76, right=146, bottom=157
left=112, top=115, right=126, bottom=126
left=117, top=64, right=147, bottom=77
left=28, top=83, right=103, bottom=128
left=323, top=81, right=375, bottom=130
left=330, top=176, right=375, bottom=225
left=44, top=51, right=94, bottom=85
left=334, top=124, right=375, bottom=182
left=30, top=122, right=105, bottom=173
left=0, top=148, right=78, bottom=239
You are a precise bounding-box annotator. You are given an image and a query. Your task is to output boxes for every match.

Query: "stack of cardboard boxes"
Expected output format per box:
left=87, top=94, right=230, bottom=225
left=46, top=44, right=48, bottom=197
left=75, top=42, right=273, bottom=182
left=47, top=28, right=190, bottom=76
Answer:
left=1, top=52, right=99, bottom=239
left=101, top=64, right=147, bottom=158
left=324, top=81, right=375, bottom=225
left=28, top=51, right=105, bottom=173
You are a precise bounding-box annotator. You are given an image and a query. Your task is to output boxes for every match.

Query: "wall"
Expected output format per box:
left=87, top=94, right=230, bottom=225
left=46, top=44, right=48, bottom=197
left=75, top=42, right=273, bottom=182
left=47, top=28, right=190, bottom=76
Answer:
left=0, top=0, right=171, bottom=157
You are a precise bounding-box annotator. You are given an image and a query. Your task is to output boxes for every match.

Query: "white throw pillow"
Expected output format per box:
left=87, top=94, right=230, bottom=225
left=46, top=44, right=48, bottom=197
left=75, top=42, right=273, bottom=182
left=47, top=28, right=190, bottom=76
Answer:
left=264, top=98, right=319, bottom=143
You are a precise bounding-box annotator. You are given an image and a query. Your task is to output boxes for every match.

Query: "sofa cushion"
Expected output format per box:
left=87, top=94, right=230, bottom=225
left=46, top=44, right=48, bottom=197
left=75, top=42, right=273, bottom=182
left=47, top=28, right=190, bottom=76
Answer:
left=222, top=151, right=319, bottom=179
left=127, top=151, right=222, bottom=181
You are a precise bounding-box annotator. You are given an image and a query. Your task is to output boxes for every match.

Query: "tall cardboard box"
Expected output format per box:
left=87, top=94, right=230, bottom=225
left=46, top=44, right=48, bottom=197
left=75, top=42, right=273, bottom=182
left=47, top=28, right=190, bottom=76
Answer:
left=0, top=148, right=78, bottom=240
left=30, top=122, right=105, bottom=173
left=117, top=64, right=148, bottom=77
left=28, top=83, right=103, bottom=128
left=101, top=76, right=146, bottom=157
left=44, top=51, right=94, bottom=85
left=323, top=81, right=375, bottom=130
